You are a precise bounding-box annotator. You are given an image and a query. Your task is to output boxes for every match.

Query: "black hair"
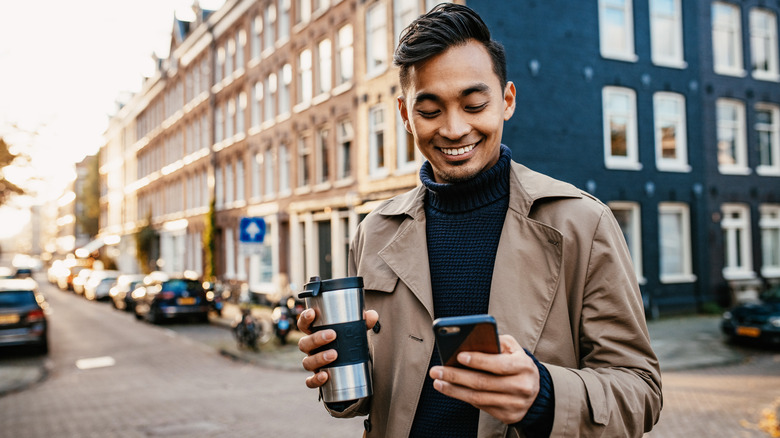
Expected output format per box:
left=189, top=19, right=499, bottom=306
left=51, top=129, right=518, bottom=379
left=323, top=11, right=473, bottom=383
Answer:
left=393, top=3, right=507, bottom=92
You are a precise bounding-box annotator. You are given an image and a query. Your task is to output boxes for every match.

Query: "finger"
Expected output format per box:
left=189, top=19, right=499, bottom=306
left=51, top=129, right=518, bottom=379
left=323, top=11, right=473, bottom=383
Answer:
left=305, top=370, right=330, bottom=389
left=431, top=365, right=517, bottom=393
left=301, top=348, right=338, bottom=372
left=498, top=334, right=522, bottom=354
left=297, top=328, right=336, bottom=354
left=297, top=308, right=316, bottom=334
left=365, top=309, right=379, bottom=330
left=431, top=378, right=531, bottom=424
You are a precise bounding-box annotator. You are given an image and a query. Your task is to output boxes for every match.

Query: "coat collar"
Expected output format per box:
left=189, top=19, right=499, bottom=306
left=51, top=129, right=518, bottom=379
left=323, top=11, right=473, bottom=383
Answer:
left=374, top=161, right=582, bottom=220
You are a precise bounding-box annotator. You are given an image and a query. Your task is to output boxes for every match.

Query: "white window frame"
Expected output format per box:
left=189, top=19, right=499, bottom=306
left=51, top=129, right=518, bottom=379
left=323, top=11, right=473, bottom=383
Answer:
left=264, top=73, right=277, bottom=122
left=722, top=203, right=755, bottom=280
left=297, top=49, right=313, bottom=106
left=337, top=119, right=353, bottom=180
left=264, top=3, right=276, bottom=53
left=252, top=81, right=263, bottom=128
left=659, top=202, right=696, bottom=283
left=712, top=1, right=745, bottom=77
left=280, top=64, right=292, bottom=115
left=756, top=103, right=780, bottom=175
left=278, top=0, right=291, bottom=43
left=760, top=204, right=780, bottom=278
left=653, top=92, right=690, bottom=172
left=716, top=98, right=750, bottom=175
left=394, top=0, right=419, bottom=45
left=316, top=127, right=330, bottom=184
left=297, top=135, right=311, bottom=188
left=608, top=201, right=645, bottom=283
left=366, top=2, right=388, bottom=77
left=264, top=148, right=275, bottom=197
left=602, top=87, right=641, bottom=170
left=369, top=104, right=388, bottom=177
left=251, top=152, right=261, bottom=199
left=279, top=142, right=291, bottom=195
left=598, top=0, right=637, bottom=62
left=236, top=157, right=245, bottom=203
left=750, top=8, right=780, bottom=81
left=650, top=0, right=685, bottom=68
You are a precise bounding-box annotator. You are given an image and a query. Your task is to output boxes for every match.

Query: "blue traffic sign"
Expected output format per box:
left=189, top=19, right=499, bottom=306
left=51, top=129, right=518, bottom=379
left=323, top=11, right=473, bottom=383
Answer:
left=239, top=217, right=266, bottom=244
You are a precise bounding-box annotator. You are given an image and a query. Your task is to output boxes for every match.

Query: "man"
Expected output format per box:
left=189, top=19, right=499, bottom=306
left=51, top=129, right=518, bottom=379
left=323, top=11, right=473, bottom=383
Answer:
left=298, top=4, right=662, bottom=437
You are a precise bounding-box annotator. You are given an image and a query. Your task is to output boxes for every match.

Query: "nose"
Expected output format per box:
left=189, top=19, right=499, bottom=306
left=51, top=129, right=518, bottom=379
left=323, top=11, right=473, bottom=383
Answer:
left=439, top=110, right=470, bottom=140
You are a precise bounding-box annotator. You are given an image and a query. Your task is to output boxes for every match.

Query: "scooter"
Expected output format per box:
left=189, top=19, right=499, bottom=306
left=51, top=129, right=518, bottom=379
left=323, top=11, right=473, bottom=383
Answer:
left=232, top=307, right=260, bottom=350
left=272, top=304, right=293, bottom=345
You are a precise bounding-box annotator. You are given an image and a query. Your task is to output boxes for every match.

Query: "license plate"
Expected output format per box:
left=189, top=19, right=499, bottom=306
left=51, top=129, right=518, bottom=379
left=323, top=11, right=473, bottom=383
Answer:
left=177, top=297, right=196, bottom=305
left=736, top=326, right=761, bottom=338
left=0, top=314, right=20, bottom=325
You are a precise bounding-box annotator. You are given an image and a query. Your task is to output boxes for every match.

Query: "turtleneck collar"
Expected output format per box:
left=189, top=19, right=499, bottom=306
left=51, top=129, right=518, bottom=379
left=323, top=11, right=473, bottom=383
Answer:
left=420, top=145, right=512, bottom=213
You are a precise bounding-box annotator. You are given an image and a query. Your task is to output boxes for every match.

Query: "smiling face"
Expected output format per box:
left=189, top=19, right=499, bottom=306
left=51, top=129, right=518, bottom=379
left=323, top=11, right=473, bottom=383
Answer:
left=398, top=39, right=516, bottom=184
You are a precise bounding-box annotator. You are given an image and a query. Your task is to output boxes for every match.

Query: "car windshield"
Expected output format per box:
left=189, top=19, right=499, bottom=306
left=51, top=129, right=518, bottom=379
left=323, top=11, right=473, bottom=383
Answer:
left=0, top=291, right=37, bottom=307
left=162, top=279, right=203, bottom=293
left=760, top=287, right=780, bottom=303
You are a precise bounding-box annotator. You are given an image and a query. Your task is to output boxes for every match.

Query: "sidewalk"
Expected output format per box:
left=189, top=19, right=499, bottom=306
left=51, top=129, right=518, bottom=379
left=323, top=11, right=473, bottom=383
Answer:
left=0, top=311, right=744, bottom=397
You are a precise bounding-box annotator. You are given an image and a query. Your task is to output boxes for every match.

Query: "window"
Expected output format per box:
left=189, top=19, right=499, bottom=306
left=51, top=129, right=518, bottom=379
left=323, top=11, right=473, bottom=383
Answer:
left=317, top=127, right=330, bottom=184
left=756, top=103, right=780, bottom=175
left=712, top=2, right=744, bottom=76
left=609, top=202, right=644, bottom=282
left=279, top=143, right=290, bottom=193
left=265, top=73, right=277, bottom=122
left=336, top=24, right=354, bottom=85
left=252, top=152, right=261, bottom=199
left=659, top=203, right=695, bottom=283
left=598, top=0, right=636, bottom=61
left=226, top=98, right=235, bottom=139
left=215, top=105, right=224, bottom=143
left=369, top=105, right=387, bottom=176
left=716, top=99, right=748, bottom=174
left=760, top=204, right=780, bottom=278
left=216, top=46, right=225, bottom=83
left=396, top=112, right=416, bottom=172
left=366, top=3, right=388, bottom=77
left=298, top=135, right=311, bottom=187
left=237, top=92, right=246, bottom=134
left=225, top=161, right=234, bottom=204
left=236, top=30, right=245, bottom=71
left=650, top=0, right=685, bottom=67
left=722, top=204, right=754, bottom=279
left=425, top=0, right=449, bottom=11
left=653, top=92, right=689, bottom=171
left=280, top=64, right=292, bottom=114
left=279, top=0, right=291, bottom=42
left=298, top=49, right=313, bottom=104
left=264, top=148, right=275, bottom=196
left=226, top=38, right=234, bottom=76
left=252, top=81, right=263, bottom=128
left=750, top=8, right=779, bottom=81
left=236, top=158, right=245, bottom=202
left=296, top=0, right=311, bottom=25
left=317, top=39, right=332, bottom=95
left=251, top=15, right=262, bottom=60
left=394, top=0, right=419, bottom=45
left=602, top=87, right=640, bottom=170
left=337, top=120, right=353, bottom=179
left=264, top=3, right=276, bottom=52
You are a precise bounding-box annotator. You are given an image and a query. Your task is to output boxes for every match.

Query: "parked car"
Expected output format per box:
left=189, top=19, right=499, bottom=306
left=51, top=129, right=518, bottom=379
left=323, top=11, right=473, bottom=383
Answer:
left=84, top=270, right=120, bottom=301
left=0, top=278, right=48, bottom=354
left=58, top=264, right=88, bottom=291
left=109, top=274, right=146, bottom=311
left=72, top=269, right=93, bottom=295
left=47, top=260, right=68, bottom=284
left=133, top=275, right=210, bottom=324
left=721, top=285, right=780, bottom=345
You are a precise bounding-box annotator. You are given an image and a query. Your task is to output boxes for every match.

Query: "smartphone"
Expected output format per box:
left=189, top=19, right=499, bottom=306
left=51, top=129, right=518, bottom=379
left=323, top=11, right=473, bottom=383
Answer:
left=432, top=314, right=501, bottom=368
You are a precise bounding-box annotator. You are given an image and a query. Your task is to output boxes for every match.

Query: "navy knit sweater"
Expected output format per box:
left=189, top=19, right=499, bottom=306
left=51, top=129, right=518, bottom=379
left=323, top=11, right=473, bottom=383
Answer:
left=409, top=146, right=554, bottom=437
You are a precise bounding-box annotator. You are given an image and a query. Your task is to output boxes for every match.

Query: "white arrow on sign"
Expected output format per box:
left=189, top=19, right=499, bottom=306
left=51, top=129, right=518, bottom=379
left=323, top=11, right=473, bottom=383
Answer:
left=245, top=221, right=261, bottom=241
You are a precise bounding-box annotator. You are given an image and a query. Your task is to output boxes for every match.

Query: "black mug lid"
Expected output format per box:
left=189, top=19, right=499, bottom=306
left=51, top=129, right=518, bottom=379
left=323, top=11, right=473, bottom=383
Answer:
left=298, top=276, right=364, bottom=298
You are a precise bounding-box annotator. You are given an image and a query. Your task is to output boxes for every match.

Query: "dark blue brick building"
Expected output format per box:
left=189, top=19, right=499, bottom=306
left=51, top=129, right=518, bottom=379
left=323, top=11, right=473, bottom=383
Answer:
left=467, top=0, right=780, bottom=316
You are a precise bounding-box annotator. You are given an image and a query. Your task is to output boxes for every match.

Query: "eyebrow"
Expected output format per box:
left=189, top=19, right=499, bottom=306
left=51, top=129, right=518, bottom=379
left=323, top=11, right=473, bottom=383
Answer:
left=413, top=83, right=492, bottom=105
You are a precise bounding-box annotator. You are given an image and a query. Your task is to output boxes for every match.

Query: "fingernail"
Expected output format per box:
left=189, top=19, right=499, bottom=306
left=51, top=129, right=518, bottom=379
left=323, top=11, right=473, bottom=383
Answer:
left=318, top=372, right=327, bottom=382
left=432, top=368, right=443, bottom=379
left=323, top=350, right=336, bottom=361
left=433, top=380, right=443, bottom=391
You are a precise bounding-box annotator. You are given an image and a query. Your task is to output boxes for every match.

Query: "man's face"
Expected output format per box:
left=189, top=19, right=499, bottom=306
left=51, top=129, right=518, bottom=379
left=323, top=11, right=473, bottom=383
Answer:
left=398, top=39, right=516, bottom=184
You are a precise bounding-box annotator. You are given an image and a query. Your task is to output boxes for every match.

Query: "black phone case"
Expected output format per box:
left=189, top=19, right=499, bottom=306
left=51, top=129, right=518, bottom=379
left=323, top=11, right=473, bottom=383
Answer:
left=433, top=314, right=500, bottom=367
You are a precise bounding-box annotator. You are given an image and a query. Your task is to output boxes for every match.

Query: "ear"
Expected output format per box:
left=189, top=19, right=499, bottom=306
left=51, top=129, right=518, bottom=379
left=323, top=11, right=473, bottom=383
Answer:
left=503, top=81, right=516, bottom=121
left=397, top=95, right=412, bottom=133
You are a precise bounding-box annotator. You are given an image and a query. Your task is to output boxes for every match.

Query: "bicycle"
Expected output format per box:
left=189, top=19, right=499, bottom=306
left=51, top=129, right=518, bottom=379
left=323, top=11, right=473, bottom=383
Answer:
left=232, top=307, right=272, bottom=350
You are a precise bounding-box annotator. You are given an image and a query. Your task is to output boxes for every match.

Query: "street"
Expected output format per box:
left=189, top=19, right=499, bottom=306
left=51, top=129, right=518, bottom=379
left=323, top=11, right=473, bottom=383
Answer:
left=1, top=277, right=780, bottom=437
left=0, top=277, right=364, bottom=437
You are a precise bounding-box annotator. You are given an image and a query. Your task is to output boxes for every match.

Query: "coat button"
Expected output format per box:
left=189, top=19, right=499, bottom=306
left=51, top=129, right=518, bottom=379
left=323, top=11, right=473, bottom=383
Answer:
left=372, top=321, right=381, bottom=334
left=364, top=418, right=372, bottom=432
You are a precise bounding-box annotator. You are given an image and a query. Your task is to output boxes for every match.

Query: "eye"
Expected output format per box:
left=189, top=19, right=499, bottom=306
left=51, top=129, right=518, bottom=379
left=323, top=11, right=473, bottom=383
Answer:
left=465, top=102, right=488, bottom=112
left=417, top=110, right=440, bottom=119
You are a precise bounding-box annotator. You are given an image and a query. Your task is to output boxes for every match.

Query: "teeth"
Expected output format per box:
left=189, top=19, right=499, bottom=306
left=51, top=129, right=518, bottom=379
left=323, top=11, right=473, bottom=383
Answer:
left=442, top=144, right=475, bottom=156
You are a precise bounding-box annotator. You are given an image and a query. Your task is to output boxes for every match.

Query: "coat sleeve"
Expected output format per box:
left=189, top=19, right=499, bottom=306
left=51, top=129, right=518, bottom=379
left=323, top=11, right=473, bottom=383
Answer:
left=546, top=206, right=663, bottom=437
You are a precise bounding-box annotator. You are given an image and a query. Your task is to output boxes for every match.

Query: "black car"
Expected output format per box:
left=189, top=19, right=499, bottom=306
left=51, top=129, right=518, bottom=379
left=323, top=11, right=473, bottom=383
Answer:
left=721, top=285, right=780, bottom=345
left=133, top=274, right=210, bottom=324
left=0, top=278, right=48, bottom=353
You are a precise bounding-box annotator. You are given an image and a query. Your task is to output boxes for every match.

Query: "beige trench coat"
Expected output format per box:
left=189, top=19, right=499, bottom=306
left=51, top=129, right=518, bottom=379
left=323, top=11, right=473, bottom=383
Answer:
left=330, top=161, right=662, bottom=437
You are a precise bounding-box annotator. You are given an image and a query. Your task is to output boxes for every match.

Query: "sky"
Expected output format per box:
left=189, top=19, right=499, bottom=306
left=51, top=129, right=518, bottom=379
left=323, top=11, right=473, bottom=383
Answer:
left=0, top=0, right=225, bottom=241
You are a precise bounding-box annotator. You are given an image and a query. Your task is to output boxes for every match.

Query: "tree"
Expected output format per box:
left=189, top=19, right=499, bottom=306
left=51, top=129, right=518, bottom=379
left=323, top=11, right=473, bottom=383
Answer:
left=202, top=198, right=217, bottom=281
left=76, top=154, right=100, bottom=238
left=135, top=215, right=159, bottom=274
left=0, top=137, right=25, bottom=206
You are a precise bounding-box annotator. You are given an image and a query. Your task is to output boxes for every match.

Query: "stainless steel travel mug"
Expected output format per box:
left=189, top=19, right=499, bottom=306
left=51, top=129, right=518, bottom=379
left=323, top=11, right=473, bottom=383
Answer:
left=299, top=276, right=372, bottom=403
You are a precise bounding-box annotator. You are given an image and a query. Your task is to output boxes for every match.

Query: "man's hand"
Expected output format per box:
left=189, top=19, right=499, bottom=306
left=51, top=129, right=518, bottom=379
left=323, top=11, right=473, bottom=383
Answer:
left=429, top=334, right=540, bottom=424
left=297, top=308, right=379, bottom=390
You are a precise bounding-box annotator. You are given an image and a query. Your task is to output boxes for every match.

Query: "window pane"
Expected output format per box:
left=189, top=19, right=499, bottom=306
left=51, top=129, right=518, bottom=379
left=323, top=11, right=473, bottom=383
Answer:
left=660, top=211, right=683, bottom=275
